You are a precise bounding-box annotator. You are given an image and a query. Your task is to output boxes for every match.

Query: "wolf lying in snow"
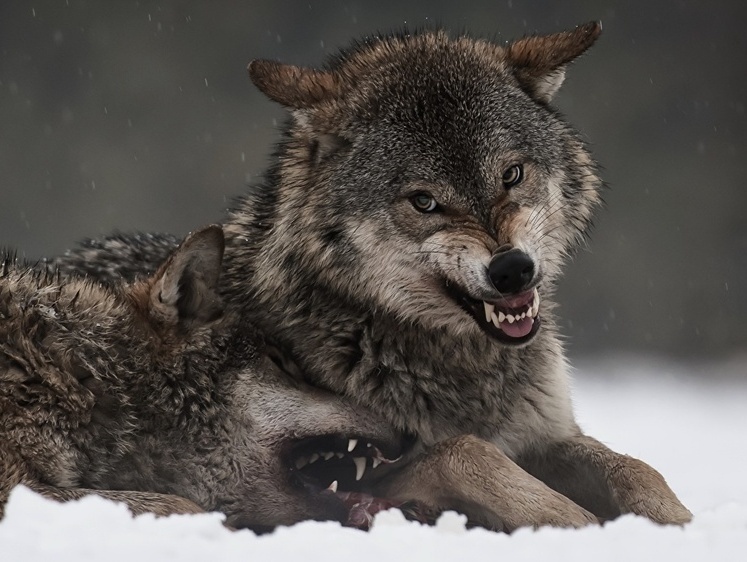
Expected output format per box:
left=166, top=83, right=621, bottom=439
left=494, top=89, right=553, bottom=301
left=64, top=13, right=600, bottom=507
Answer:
left=0, top=226, right=410, bottom=531
left=52, top=22, right=692, bottom=530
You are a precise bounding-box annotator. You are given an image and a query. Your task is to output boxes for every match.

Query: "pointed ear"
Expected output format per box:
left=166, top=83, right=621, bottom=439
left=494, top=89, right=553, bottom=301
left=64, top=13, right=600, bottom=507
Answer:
left=505, top=21, right=602, bottom=103
left=150, top=225, right=224, bottom=330
left=248, top=59, right=343, bottom=109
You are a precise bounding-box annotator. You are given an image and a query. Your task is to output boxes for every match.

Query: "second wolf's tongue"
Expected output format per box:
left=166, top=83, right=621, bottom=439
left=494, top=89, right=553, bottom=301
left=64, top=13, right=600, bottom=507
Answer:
left=500, top=316, right=533, bottom=339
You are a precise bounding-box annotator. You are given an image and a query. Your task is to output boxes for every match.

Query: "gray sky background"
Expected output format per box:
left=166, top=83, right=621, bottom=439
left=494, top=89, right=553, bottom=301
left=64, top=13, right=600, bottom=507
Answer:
left=1, top=1, right=744, bottom=361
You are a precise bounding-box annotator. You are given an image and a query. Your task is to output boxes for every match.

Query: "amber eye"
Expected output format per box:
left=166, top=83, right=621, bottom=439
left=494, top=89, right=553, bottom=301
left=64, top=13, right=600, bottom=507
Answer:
left=410, top=193, right=438, bottom=213
left=502, top=164, right=524, bottom=189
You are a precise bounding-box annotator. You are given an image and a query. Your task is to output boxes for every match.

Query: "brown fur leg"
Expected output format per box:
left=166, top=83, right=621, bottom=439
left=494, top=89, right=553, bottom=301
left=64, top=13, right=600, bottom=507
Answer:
left=32, top=485, right=206, bottom=517
left=1, top=446, right=203, bottom=520
left=378, top=435, right=598, bottom=532
left=520, top=435, right=692, bottom=525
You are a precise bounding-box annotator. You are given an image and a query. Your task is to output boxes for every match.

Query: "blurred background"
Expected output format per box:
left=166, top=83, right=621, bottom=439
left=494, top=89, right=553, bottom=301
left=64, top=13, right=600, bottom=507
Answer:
left=0, top=1, right=744, bottom=362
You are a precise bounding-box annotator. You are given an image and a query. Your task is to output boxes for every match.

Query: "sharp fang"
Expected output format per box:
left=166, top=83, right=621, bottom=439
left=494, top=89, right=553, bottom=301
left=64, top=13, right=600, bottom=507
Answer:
left=533, top=288, right=540, bottom=314
left=483, top=301, right=495, bottom=322
left=372, top=458, right=381, bottom=469
left=295, top=457, right=308, bottom=469
left=347, top=439, right=358, bottom=452
left=498, top=311, right=506, bottom=323
left=491, top=311, right=499, bottom=328
left=328, top=480, right=338, bottom=493
left=353, top=457, right=367, bottom=481
left=323, top=452, right=334, bottom=461
left=507, top=314, right=515, bottom=324
left=309, top=453, right=319, bottom=464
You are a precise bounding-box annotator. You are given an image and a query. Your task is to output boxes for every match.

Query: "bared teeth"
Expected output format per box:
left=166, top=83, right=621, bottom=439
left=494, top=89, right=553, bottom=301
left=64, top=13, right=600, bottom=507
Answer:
left=328, top=480, right=338, bottom=493
left=347, top=439, right=358, bottom=452
left=353, top=457, right=367, bottom=481
left=485, top=288, right=541, bottom=328
left=483, top=301, right=495, bottom=322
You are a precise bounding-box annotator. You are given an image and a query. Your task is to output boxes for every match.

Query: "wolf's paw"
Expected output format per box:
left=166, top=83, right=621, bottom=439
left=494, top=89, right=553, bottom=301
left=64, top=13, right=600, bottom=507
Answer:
left=524, top=490, right=599, bottom=530
left=612, top=456, right=693, bottom=525
left=494, top=484, right=599, bottom=532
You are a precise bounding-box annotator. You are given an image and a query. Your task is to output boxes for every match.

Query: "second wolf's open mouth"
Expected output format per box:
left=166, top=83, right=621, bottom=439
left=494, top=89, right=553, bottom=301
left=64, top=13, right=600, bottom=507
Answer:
left=285, top=434, right=426, bottom=528
left=449, top=285, right=542, bottom=345
left=289, top=434, right=400, bottom=489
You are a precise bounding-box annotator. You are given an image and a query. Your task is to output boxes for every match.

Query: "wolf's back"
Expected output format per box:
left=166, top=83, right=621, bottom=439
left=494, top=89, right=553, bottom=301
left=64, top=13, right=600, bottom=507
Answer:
left=50, top=231, right=179, bottom=284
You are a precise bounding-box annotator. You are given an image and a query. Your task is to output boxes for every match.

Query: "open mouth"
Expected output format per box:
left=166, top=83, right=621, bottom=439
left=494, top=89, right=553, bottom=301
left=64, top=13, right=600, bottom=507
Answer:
left=289, top=434, right=401, bottom=488
left=450, top=286, right=542, bottom=345
left=285, top=434, right=425, bottom=528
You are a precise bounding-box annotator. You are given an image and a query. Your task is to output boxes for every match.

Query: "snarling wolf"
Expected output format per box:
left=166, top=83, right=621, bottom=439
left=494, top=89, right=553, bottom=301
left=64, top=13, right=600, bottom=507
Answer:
left=53, top=22, right=692, bottom=529
left=0, top=226, right=409, bottom=531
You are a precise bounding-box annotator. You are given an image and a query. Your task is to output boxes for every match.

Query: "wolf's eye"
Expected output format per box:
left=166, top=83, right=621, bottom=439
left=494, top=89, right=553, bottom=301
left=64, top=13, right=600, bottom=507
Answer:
left=502, top=164, right=524, bottom=189
left=410, top=193, right=439, bottom=213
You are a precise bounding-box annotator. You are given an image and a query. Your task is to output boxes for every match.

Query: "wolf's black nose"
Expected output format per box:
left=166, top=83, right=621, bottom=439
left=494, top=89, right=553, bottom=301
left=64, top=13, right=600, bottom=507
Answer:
left=488, top=249, right=535, bottom=294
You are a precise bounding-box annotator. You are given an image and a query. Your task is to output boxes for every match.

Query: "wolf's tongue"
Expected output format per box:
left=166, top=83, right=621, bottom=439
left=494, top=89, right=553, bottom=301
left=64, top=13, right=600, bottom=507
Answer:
left=500, top=316, right=533, bottom=339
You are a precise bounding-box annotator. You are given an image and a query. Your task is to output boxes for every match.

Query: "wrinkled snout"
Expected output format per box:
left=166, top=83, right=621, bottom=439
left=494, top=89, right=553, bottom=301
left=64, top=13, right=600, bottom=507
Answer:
left=488, top=249, right=535, bottom=294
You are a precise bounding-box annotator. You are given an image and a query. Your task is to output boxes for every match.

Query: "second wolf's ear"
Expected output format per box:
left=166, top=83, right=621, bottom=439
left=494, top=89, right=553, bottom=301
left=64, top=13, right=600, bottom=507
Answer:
left=248, top=59, right=342, bottom=109
left=504, top=21, right=601, bottom=103
left=150, top=225, right=224, bottom=331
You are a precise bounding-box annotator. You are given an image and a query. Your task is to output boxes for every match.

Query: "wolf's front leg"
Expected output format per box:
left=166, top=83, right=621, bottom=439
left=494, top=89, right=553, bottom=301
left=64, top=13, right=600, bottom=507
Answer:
left=378, top=434, right=598, bottom=532
left=519, top=434, right=692, bottom=525
left=29, top=484, right=206, bottom=518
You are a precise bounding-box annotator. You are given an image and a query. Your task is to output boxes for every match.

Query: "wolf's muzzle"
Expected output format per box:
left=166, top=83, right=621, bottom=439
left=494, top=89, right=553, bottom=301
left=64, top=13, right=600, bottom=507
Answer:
left=488, top=249, right=535, bottom=294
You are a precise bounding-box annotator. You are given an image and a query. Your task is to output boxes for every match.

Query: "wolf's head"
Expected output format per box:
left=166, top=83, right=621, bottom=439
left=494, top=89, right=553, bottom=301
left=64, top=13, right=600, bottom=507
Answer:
left=245, top=23, right=602, bottom=346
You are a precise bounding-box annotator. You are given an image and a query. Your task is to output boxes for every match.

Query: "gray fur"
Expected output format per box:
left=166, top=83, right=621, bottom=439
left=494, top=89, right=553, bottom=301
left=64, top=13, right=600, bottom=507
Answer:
left=1, top=226, right=404, bottom=531
left=50, top=23, right=692, bottom=528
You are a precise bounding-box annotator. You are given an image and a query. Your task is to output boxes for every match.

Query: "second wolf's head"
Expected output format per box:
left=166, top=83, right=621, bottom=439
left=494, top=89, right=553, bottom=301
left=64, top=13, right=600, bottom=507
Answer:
left=1, top=226, right=404, bottom=531
left=243, top=23, right=602, bottom=346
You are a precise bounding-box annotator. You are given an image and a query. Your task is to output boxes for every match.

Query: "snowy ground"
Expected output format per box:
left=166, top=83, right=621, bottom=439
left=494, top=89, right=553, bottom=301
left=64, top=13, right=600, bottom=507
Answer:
left=1, top=356, right=745, bottom=561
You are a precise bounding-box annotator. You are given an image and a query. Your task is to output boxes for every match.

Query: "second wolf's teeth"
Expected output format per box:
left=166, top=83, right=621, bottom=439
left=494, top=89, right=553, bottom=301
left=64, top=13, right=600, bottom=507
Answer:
left=507, top=314, right=515, bottom=324
left=483, top=301, right=495, bottom=322
left=491, top=312, right=499, bottom=327
left=498, top=311, right=506, bottom=323
left=309, top=453, right=319, bottom=464
left=323, top=452, right=334, bottom=461
left=328, top=480, right=338, bottom=493
left=353, top=457, right=367, bottom=481
left=372, top=458, right=381, bottom=469
left=347, top=439, right=358, bottom=452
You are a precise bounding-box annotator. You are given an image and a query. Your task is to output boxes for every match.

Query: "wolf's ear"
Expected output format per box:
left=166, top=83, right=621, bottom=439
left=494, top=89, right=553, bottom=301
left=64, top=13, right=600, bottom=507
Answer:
left=248, top=60, right=342, bottom=109
left=504, top=21, right=601, bottom=103
left=150, top=225, right=224, bottom=330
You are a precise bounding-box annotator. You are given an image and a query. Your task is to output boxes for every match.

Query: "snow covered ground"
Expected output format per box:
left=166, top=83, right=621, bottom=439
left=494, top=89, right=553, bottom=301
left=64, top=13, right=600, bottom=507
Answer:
left=1, top=356, right=745, bottom=561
